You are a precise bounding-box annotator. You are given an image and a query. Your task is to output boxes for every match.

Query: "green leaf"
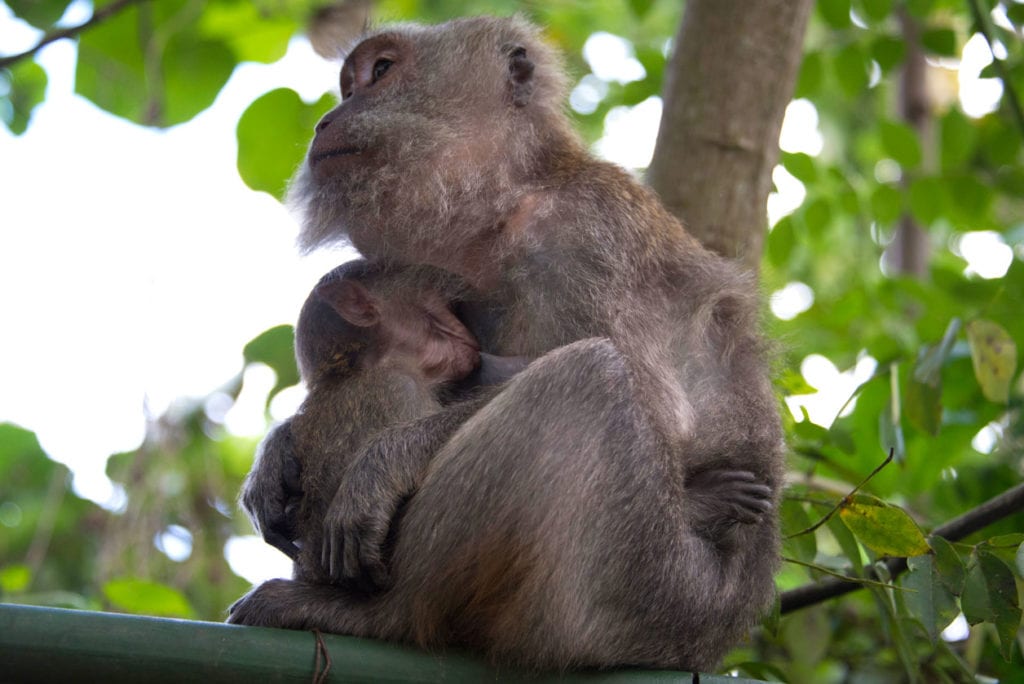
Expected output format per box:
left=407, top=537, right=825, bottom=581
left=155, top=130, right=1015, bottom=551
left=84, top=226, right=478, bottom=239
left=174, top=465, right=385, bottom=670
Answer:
left=103, top=578, right=194, bottom=618
left=243, top=324, right=300, bottom=403
left=633, top=46, right=665, bottom=87
left=880, top=120, right=922, bottom=168
left=0, top=423, right=48, bottom=466
left=828, top=515, right=865, bottom=574
left=237, top=89, right=336, bottom=200
left=626, top=0, right=655, bottom=19
left=778, top=368, right=814, bottom=394
left=794, top=418, right=830, bottom=444
left=985, top=120, right=1023, bottom=166
left=945, top=175, right=992, bottom=223
left=997, top=165, right=1024, bottom=197
left=860, top=0, right=892, bottom=21
left=1016, top=543, right=1024, bottom=579
left=930, top=536, right=966, bottom=594
left=829, top=426, right=856, bottom=455
left=6, top=0, right=72, bottom=28
left=0, top=564, right=32, bottom=593
left=794, top=51, right=824, bottom=98
left=966, top=319, right=1017, bottom=403
left=199, top=2, right=297, bottom=63
left=76, top=0, right=237, bottom=127
left=902, top=555, right=959, bottom=642
left=961, top=551, right=1022, bottom=660
left=905, top=373, right=942, bottom=435
left=160, top=31, right=236, bottom=126
left=871, top=36, right=906, bottom=73
left=621, top=79, right=655, bottom=107
left=907, top=176, right=945, bottom=225
left=940, top=108, right=976, bottom=170
left=1008, top=4, right=1024, bottom=27
left=987, top=534, right=1024, bottom=549
left=781, top=499, right=817, bottom=563
left=782, top=604, right=832, bottom=664
left=905, top=0, right=936, bottom=18
left=870, top=183, right=903, bottom=225
left=857, top=0, right=893, bottom=21
left=819, top=0, right=852, bottom=28
left=838, top=494, right=931, bottom=557
left=921, top=28, right=956, bottom=57
left=906, top=319, right=959, bottom=435
left=1, top=60, right=47, bottom=135
left=781, top=152, right=818, bottom=184
left=803, top=197, right=832, bottom=237
left=834, top=44, right=870, bottom=98
left=75, top=3, right=147, bottom=122
left=768, top=215, right=796, bottom=268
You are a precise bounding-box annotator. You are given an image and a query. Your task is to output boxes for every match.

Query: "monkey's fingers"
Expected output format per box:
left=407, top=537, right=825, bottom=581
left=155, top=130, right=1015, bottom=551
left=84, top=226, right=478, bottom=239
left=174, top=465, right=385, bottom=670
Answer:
left=263, top=530, right=301, bottom=560
left=342, top=526, right=362, bottom=587
left=355, top=525, right=391, bottom=591
left=728, top=482, right=773, bottom=503
left=726, top=490, right=773, bottom=524
left=322, top=529, right=343, bottom=583
left=708, top=469, right=758, bottom=484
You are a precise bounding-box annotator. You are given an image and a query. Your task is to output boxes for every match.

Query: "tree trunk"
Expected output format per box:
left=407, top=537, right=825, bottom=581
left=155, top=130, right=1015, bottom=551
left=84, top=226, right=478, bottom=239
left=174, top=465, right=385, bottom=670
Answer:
left=883, top=9, right=931, bottom=278
left=647, top=0, right=813, bottom=272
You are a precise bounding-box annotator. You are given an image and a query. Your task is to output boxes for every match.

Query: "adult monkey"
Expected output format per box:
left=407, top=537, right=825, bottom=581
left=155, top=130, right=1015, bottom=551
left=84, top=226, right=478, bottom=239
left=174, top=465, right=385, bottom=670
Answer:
left=235, top=16, right=783, bottom=672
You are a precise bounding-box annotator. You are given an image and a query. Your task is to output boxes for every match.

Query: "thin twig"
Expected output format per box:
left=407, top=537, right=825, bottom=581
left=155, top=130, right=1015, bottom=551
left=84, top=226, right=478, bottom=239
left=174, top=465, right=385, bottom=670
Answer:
left=780, top=481, right=1024, bottom=614
left=967, top=0, right=1024, bottom=141
left=782, top=556, right=902, bottom=591
left=0, top=0, right=153, bottom=70
left=784, top=449, right=894, bottom=540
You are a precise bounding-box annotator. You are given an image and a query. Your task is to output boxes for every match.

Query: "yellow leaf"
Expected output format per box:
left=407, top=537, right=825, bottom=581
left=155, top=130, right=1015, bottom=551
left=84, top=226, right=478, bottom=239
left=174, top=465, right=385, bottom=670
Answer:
left=838, top=495, right=930, bottom=557
left=966, top=319, right=1017, bottom=403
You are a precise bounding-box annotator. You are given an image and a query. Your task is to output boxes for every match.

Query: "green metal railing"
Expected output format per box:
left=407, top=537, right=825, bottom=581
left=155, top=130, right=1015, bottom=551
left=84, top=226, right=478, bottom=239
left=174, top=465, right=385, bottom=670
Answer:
left=0, top=603, right=761, bottom=683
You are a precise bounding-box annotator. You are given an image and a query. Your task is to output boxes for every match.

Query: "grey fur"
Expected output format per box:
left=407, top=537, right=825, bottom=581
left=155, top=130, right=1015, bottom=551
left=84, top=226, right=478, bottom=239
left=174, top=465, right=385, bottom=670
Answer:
left=235, top=15, right=783, bottom=674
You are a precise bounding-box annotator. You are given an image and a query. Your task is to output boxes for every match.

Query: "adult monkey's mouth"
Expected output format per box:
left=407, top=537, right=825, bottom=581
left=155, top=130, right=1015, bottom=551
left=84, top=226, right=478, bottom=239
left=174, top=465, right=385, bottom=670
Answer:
left=311, top=148, right=362, bottom=166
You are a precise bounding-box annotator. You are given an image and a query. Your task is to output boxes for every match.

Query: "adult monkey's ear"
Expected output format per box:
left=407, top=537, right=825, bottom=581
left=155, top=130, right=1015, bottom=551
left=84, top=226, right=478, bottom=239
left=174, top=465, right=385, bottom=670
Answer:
left=307, top=0, right=372, bottom=60
left=507, top=45, right=535, bottom=107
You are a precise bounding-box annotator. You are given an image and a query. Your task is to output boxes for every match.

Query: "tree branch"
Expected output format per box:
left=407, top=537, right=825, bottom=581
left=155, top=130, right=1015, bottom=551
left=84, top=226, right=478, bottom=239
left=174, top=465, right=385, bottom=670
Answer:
left=0, top=0, right=152, bottom=70
left=780, top=482, right=1024, bottom=614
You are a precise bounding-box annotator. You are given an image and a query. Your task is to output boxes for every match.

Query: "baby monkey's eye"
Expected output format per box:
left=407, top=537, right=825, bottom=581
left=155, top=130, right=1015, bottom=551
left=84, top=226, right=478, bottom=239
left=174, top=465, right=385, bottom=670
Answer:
left=372, top=59, right=393, bottom=83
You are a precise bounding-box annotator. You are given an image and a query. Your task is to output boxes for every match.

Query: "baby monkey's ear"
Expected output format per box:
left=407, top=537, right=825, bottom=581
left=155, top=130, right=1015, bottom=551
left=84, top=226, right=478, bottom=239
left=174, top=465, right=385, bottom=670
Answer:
left=318, top=278, right=379, bottom=327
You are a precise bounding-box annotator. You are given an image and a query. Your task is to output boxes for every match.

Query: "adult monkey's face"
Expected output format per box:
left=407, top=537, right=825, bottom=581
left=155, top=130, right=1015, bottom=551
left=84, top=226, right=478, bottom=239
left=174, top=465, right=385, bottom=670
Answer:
left=287, top=17, right=571, bottom=265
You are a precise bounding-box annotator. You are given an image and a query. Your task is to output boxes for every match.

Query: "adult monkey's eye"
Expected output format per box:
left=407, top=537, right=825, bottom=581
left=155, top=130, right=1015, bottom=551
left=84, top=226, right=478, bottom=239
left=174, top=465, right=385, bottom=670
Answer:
left=372, top=59, right=393, bottom=83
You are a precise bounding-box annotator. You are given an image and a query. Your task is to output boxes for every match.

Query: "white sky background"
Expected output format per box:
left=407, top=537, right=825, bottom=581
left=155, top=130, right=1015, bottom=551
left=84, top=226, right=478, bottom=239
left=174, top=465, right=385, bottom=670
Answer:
left=0, top=4, right=351, bottom=503
left=0, top=6, right=1014, bottom=584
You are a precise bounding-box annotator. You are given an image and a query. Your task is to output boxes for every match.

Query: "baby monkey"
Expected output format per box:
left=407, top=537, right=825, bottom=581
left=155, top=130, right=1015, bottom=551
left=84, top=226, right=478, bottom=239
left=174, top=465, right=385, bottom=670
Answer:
left=239, top=259, right=522, bottom=585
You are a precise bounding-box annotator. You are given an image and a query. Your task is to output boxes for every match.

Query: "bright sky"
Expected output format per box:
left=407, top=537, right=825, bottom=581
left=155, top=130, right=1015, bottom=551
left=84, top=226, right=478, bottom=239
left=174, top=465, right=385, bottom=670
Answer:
left=1, top=7, right=349, bottom=501
left=0, top=6, right=1014, bottom=585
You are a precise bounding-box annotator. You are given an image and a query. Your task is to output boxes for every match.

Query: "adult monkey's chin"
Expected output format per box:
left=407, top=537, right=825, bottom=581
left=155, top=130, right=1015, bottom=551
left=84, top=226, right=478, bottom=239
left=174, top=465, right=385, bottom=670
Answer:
left=287, top=163, right=351, bottom=255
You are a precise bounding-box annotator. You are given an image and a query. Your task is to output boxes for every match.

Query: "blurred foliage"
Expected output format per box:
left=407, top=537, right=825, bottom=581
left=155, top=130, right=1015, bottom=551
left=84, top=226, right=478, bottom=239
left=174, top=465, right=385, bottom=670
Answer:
left=2, top=0, right=1024, bottom=681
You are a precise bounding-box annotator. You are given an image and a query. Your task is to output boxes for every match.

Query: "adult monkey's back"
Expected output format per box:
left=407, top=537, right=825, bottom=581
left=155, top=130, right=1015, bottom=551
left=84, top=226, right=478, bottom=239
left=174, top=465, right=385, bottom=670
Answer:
left=282, top=16, right=783, bottom=672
